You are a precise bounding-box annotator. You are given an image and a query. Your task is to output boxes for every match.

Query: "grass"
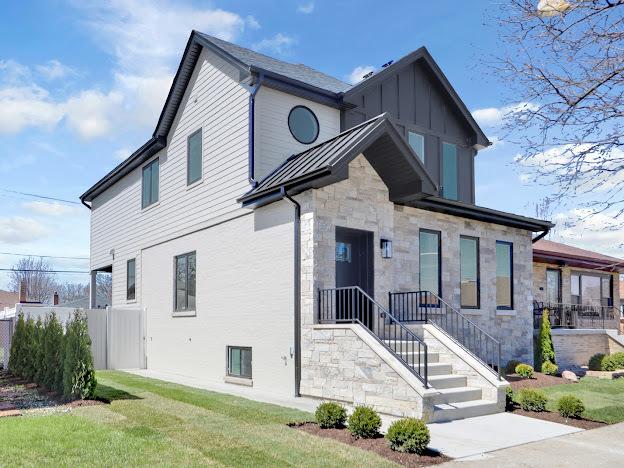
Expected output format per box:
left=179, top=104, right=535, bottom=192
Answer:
left=0, top=371, right=396, bottom=467
left=537, top=377, right=624, bottom=424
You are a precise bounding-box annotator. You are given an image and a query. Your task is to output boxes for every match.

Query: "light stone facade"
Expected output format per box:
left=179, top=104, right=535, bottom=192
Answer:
left=298, top=155, right=534, bottom=409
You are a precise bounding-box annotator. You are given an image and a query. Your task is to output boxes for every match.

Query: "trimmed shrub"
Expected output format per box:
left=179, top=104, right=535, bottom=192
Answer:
left=8, top=313, right=26, bottom=377
left=588, top=353, right=606, bottom=371
left=62, top=311, right=97, bottom=399
left=22, top=317, right=37, bottom=381
left=505, top=360, right=521, bottom=376
left=386, top=418, right=430, bottom=454
left=315, top=402, right=347, bottom=428
left=33, top=317, right=45, bottom=385
left=505, top=386, right=514, bottom=411
left=601, top=352, right=624, bottom=372
left=515, top=363, right=534, bottom=379
left=541, top=360, right=558, bottom=376
left=536, top=309, right=556, bottom=368
left=518, top=388, right=547, bottom=412
left=42, top=312, right=64, bottom=392
left=557, top=395, right=585, bottom=419
left=348, top=406, right=381, bottom=439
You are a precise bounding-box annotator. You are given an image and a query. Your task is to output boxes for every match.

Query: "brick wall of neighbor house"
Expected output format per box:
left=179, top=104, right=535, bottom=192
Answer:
left=533, top=263, right=621, bottom=311
left=551, top=329, right=624, bottom=369
left=298, top=155, right=534, bottom=404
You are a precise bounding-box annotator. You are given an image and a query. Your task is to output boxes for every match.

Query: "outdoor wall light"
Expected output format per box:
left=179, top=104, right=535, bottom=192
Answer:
left=380, top=238, right=392, bottom=258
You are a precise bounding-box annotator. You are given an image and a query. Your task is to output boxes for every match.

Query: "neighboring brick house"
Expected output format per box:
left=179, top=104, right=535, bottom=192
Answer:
left=0, top=290, right=18, bottom=312
left=81, top=31, right=553, bottom=421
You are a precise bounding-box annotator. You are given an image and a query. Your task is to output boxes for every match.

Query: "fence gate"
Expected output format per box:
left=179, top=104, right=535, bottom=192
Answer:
left=107, top=308, right=145, bottom=370
left=1, top=319, right=13, bottom=370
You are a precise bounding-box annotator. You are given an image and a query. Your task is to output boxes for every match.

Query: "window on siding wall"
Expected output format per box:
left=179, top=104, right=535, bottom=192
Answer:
left=187, top=129, right=202, bottom=185
left=496, top=241, right=513, bottom=309
left=419, top=230, right=441, bottom=303
left=408, top=131, right=425, bottom=162
left=127, top=258, right=136, bottom=301
left=442, top=142, right=458, bottom=200
left=142, top=159, right=159, bottom=208
left=227, top=346, right=252, bottom=378
left=175, top=252, right=196, bottom=312
left=460, top=236, right=479, bottom=308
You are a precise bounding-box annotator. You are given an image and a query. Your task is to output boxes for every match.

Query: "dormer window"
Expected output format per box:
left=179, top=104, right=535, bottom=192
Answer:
left=288, top=105, right=319, bottom=144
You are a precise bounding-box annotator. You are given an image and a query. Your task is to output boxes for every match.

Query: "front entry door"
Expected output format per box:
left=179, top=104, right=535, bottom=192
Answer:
left=335, top=227, right=374, bottom=328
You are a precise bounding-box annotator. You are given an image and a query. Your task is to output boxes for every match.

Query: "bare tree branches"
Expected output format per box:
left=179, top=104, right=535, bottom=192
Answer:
left=492, top=0, right=624, bottom=222
left=8, top=257, right=57, bottom=303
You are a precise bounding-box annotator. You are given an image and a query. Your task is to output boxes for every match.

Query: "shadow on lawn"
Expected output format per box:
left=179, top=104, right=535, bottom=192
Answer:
left=94, top=383, right=142, bottom=403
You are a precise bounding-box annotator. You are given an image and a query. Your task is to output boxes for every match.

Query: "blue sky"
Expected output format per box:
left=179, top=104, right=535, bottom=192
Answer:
left=0, top=0, right=620, bottom=289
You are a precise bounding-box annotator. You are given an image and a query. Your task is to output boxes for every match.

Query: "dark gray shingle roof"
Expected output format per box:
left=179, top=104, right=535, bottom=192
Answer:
left=197, top=32, right=352, bottom=94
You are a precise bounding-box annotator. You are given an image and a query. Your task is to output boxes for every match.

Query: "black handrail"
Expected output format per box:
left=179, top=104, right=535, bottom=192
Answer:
left=390, top=290, right=502, bottom=380
left=318, top=286, right=428, bottom=387
left=533, top=302, right=618, bottom=330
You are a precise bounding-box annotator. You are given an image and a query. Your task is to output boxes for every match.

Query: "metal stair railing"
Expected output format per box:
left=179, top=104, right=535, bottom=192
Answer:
left=318, top=286, right=428, bottom=387
left=389, top=290, right=502, bottom=379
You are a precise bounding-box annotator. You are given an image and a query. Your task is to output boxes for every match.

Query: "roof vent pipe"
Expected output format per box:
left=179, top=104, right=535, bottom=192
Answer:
left=248, top=73, right=264, bottom=188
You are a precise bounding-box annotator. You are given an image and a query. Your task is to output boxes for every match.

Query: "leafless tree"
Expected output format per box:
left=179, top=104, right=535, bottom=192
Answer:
left=56, top=282, right=89, bottom=304
left=492, top=0, right=624, bottom=223
left=8, top=257, right=57, bottom=303
left=96, top=273, right=112, bottom=305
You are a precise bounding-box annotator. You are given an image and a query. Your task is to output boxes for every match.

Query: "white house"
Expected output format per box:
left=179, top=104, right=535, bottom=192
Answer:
left=81, top=31, right=553, bottom=421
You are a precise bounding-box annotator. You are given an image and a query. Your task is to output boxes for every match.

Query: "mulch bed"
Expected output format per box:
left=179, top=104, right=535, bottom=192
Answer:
left=507, top=372, right=572, bottom=391
left=292, top=422, right=450, bottom=467
left=507, top=405, right=606, bottom=430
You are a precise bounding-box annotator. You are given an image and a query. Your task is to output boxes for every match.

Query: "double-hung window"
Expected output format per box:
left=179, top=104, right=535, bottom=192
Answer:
left=442, top=142, right=458, bottom=200
left=187, top=129, right=202, bottom=185
left=460, top=236, right=479, bottom=308
left=175, top=251, right=196, bottom=312
left=127, top=258, right=136, bottom=301
left=419, top=229, right=441, bottom=304
left=408, top=131, right=425, bottom=162
left=496, top=241, right=513, bottom=309
left=142, top=158, right=159, bottom=208
left=227, top=346, right=252, bottom=379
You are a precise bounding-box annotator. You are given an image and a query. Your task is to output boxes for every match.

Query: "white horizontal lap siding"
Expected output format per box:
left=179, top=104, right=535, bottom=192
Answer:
left=254, top=86, right=341, bottom=180
left=90, top=47, right=250, bottom=308
left=142, top=200, right=295, bottom=395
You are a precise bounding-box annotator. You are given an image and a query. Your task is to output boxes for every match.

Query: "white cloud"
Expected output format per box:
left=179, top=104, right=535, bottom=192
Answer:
left=0, top=217, right=49, bottom=244
left=472, top=102, right=538, bottom=128
left=114, top=147, right=132, bottom=161
left=63, top=89, right=124, bottom=139
left=22, top=201, right=81, bottom=217
left=297, top=2, right=315, bottom=14
left=0, top=85, right=64, bottom=134
left=253, top=33, right=296, bottom=55
left=0, top=59, right=31, bottom=82
left=346, top=65, right=375, bottom=85
left=36, top=60, right=78, bottom=80
left=246, top=15, right=261, bottom=30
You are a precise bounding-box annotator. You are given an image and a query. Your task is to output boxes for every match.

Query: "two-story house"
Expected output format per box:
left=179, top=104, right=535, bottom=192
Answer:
left=81, top=31, right=553, bottom=421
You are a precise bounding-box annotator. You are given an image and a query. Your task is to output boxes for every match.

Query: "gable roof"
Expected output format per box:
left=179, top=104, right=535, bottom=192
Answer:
left=239, top=113, right=438, bottom=207
left=345, top=47, right=490, bottom=149
left=534, top=239, right=624, bottom=272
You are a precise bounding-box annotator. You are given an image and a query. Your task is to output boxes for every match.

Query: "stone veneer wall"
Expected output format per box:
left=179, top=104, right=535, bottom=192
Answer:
left=298, top=155, right=535, bottom=404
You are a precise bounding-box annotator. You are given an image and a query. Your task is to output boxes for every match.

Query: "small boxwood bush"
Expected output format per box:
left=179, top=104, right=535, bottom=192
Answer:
left=315, top=402, right=347, bottom=428
left=515, top=363, right=534, bottom=379
left=601, top=352, right=624, bottom=372
left=517, top=388, right=547, bottom=412
left=588, top=353, right=606, bottom=371
left=505, top=386, right=514, bottom=411
left=557, top=395, right=585, bottom=419
left=505, top=360, right=521, bottom=375
left=385, top=418, right=430, bottom=454
left=348, top=406, right=381, bottom=439
left=541, top=360, right=558, bottom=376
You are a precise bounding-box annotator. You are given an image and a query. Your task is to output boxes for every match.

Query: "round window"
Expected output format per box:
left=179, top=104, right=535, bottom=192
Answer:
left=288, top=106, right=319, bottom=144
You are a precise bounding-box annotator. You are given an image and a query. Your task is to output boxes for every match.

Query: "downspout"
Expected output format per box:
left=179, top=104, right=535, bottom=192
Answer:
left=282, top=187, right=301, bottom=397
left=248, top=73, right=264, bottom=188
left=532, top=227, right=550, bottom=243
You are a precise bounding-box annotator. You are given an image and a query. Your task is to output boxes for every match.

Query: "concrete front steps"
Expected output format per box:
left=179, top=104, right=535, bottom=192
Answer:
left=385, top=330, right=505, bottom=422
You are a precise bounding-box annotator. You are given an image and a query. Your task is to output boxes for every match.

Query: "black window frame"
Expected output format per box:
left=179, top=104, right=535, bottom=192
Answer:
left=570, top=271, right=613, bottom=307
left=419, top=228, right=442, bottom=302
left=546, top=268, right=562, bottom=304
left=174, top=251, right=196, bottom=312
left=141, top=158, right=159, bottom=209
left=126, top=258, right=136, bottom=301
left=227, top=346, right=252, bottom=379
left=495, top=240, right=514, bottom=310
left=459, top=235, right=480, bottom=309
left=187, top=128, right=203, bottom=185
left=287, top=105, right=320, bottom=144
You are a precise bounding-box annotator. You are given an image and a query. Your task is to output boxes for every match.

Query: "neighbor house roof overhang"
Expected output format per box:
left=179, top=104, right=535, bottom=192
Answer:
left=533, top=239, right=624, bottom=272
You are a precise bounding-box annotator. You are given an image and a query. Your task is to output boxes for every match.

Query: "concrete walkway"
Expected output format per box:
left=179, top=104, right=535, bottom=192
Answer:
left=440, top=422, right=624, bottom=467
left=124, top=369, right=583, bottom=460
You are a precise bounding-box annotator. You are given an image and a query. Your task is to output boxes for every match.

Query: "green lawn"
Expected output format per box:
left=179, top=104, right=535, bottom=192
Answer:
left=538, top=377, right=624, bottom=424
left=0, top=371, right=396, bottom=467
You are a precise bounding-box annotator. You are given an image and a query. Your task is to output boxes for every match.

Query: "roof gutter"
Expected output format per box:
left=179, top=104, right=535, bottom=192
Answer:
left=81, top=199, right=92, bottom=211
left=532, top=227, right=550, bottom=244
left=248, top=72, right=264, bottom=188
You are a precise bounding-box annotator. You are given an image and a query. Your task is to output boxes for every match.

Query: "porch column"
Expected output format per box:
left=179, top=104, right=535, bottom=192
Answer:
left=90, top=270, right=97, bottom=309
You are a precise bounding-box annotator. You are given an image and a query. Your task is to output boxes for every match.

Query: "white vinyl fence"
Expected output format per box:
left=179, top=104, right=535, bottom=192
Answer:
left=0, top=305, right=145, bottom=371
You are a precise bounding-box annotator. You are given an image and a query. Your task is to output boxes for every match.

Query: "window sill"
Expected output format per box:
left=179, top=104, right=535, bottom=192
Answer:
left=126, top=299, right=137, bottom=304
left=224, top=375, right=253, bottom=387
left=186, top=178, right=203, bottom=191
left=142, top=201, right=160, bottom=213
left=460, top=308, right=483, bottom=316
left=496, top=309, right=517, bottom=316
left=172, top=310, right=196, bottom=317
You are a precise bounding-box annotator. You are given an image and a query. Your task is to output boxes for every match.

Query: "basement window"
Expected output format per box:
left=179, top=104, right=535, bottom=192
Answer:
left=227, top=346, right=252, bottom=379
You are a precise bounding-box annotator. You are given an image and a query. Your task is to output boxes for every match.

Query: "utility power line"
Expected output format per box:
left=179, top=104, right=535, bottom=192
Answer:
left=0, top=269, right=89, bottom=274
left=0, top=189, right=81, bottom=205
left=0, top=252, right=89, bottom=260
